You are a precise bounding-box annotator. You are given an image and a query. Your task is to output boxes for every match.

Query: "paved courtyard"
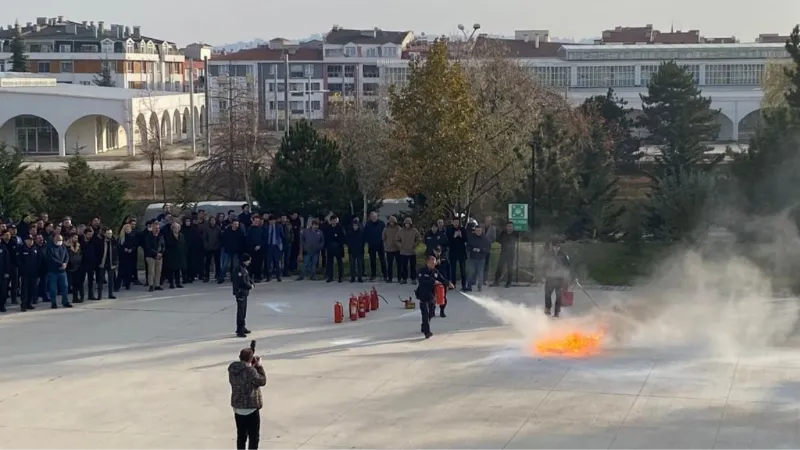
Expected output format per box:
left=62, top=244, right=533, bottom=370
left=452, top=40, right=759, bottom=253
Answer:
left=1, top=279, right=799, bottom=449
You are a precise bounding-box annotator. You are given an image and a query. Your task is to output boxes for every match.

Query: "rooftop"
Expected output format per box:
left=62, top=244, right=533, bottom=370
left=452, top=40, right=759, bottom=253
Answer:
left=324, top=27, right=411, bottom=45
left=560, top=42, right=788, bottom=51
left=0, top=79, right=190, bottom=100
left=474, top=35, right=570, bottom=58
left=210, top=47, right=323, bottom=61
left=0, top=17, right=174, bottom=45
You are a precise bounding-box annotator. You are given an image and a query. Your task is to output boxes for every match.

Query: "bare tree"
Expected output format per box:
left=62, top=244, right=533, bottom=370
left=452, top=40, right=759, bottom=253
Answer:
left=191, top=74, right=278, bottom=201
left=133, top=91, right=169, bottom=202
left=762, top=60, right=794, bottom=109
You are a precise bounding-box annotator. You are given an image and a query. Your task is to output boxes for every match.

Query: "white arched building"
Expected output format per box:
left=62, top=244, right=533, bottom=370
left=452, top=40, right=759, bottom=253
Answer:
left=0, top=73, right=205, bottom=156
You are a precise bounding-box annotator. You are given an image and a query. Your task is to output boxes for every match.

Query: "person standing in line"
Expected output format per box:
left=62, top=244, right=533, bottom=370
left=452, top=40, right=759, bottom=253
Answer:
left=219, top=219, right=246, bottom=284
left=232, top=253, right=253, bottom=338
left=143, top=223, right=165, bottom=292
left=446, top=218, right=468, bottom=291
left=45, top=234, right=72, bottom=309
left=492, top=222, right=518, bottom=288
left=363, top=211, right=386, bottom=282
left=345, top=218, right=365, bottom=283
left=202, top=216, right=222, bottom=282
left=96, top=228, right=119, bottom=300
left=65, top=233, right=84, bottom=304
left=481, top=216, right=497, bottom=281
left=117, top=223, right=137, bottom=291
left=0, top=231, right=13, bottom=312
left=280, top=214, right=294, bottom=278
left=79, top=227, right=101, bottom=300
left=323, top=215, right=346, bottom=283
left=288, top=212, right=302, bottom=273
left=17, top=234, right=40, bottom=311
left=163, top=222, right=187, bottom=289
left=228, top=346, right=266, bottom=449
left=245, top=216, right=264, bottom=283
left=396, top=217, right=421, bottom=285
left=465, top=225, right=490, bottom=292
left=381, top=216, right=400, bottom=283
left=263, top=215, right=284, bottom=282
left=298, top=219, right=324, bottom=281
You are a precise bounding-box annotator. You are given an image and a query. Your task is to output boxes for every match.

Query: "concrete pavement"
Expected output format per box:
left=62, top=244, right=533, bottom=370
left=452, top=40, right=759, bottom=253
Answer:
left=0, top=280, right=799, bottom=449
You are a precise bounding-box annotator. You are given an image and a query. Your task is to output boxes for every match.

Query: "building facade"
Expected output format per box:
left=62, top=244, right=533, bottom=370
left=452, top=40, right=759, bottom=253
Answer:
left=208, top=47, right=325, bottom=127
left=0, top=17, right=185, bottom=91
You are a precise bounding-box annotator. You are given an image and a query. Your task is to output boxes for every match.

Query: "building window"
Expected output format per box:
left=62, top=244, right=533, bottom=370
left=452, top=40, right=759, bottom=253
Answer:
left=363, top=65, right=380, bottom=78
left=60, top=61, right=74, bottom=73
left=576, top=65, right=636, bottom=88
left=79, top=81, right=91, bottom=85
left=328, top=83, right=342, bottom=93
left=311, top=100, right=321, bottom=111
left=289, top=64, right=304, bottom=78
left=324, top=48, right=343, bottom=58
left=15, top=115, right=59, bottom=154
left=344, top=65, right=355, bottom=78
left=309, top=82, right=321, bottom=91
left=125, top=61, right=134, bottom=73
left=290, top=101, right=304, bottom=114
left=363, top=83, right=379, bottom=95
left=381, top=46, right=396, bottom=57
left=327, top=65, right=342, bottom=78
left=59, top=44, right=72, bottom=53
left=705, top=64, right=765, bottom=86
left=344, top=46, right=356, bottom=57
left=365, top=48, right=378, bottom=57
left=304, top=64, right=314, bottom=77
left=0, top=62, right=5, bottom=72
left=80, top=44, right=99, bottom=53
left=126, top=41, right=134, bottom=53
left=37, top=62, right=51, bottom=73
left=101, top=41, right=114, bottom=53
left=640, top=64, right=700, bottom=86
left=529, top=66, right=570, bottom=87
left=344, top=83, right=356, bottom=94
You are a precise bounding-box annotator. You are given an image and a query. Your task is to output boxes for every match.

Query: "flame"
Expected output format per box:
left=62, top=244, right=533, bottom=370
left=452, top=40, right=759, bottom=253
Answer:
left=532, top=329, right=605, bottom=358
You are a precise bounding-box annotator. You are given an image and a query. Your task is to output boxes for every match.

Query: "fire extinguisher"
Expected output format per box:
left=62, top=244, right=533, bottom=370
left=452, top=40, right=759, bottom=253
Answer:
left=363, top=292, right=371, bottom=312
left=349, top=294, right=358, bottom=321
left=334, top=301, right=343, bottom=323
left=370, top=287, right=379, bottom=310
left=358, top=295, right=367, bottom=318
left=435, top=282, right=445, bottom=306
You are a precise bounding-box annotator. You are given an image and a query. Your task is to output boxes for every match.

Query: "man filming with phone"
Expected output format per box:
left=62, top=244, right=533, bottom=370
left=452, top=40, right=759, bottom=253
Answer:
left=228, top=346, right=267, bottom=450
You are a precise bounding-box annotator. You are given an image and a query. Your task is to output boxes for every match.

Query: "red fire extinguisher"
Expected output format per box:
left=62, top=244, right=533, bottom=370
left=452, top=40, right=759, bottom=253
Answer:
left=358, top=294, right=367, bottom=318
left=334, top=302, right=343, bottom=323
left=370, top=287, right=379, bottom=310
left=435, top=282, right=445, bottom=306
left=363, top=292, right=371, bottom=312
left=349, top=295, right=358, bottom=321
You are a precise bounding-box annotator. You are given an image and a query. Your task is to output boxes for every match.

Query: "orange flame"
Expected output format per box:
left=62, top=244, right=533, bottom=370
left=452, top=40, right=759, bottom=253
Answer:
left=532, top=329, right=604, bottom=358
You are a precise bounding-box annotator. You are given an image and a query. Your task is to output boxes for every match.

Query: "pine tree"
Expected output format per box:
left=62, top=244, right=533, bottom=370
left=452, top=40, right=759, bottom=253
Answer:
left=0, top=143, right=30, bottom=218
left=9, top=25, right=28, bottom=73
left=784, top=25, right=800, bottom=109
left=580, top=88, right=641, bottom=168
left=639, top=61, right=722, bottom=178
left=93, top=61, right=116, bottom=87
left=251, top=120, right=353, bottom=218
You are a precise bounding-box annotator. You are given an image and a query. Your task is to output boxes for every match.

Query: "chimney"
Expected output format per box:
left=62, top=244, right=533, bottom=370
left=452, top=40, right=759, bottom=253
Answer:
left=36, top=17, right=47, bottom=26
left=98, top=21, right=105, bottom=34
left=6, top=25, right=12, bottom=31
left=82, top=21, right=88, bottom=26
left=90, top=21, right=95, bottom=28
left=132, top=26, right=141, bottom=38
left=535, top=34, right=540, bottom=48
left=523, top=34, right=529, bottom=42
left=125, top=26, right=131, bottom=38
left=58, top=15, right=64, bottom=23
left=34, top=24, right=41, bottom=33
left=26, top=22, right=33, bottom=28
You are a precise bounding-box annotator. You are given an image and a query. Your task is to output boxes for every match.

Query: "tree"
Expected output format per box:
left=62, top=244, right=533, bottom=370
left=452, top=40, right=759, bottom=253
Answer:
left=192, top=77, right=277, bottom=201
left=389, top=40, right=478, bottom=217
left=251, top=120, right=355, bottom=218
left=762, top=27, right=800, bottom=110
left=9, top=24, right=28, bottom=73
left=35, top=153, right=129, bottom=227
left=0, top=143, right=30, bottom=218
left=134, top=94, right=169, bottom=202
left=580, top=88, right=641, bottom=168
left=648, top=169, right=717, bottom=242
left=93, top=60, right=116, bottom=87
left=784, top=25, right=800, bottom=109
left=172, top=169, right=197, bottom=214
left=639, top=61, right=722, bottom=178
left=329, top=103, right=393, bottom=222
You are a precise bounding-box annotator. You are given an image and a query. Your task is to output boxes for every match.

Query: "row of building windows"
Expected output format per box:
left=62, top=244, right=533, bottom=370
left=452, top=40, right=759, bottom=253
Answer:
left=563, top=47, right=787, bottom=61
left=324, top=46, right=398, bottom=58
left=267, top=100, right=322, bottom=113
left=19, top=40, right=170, bottom=55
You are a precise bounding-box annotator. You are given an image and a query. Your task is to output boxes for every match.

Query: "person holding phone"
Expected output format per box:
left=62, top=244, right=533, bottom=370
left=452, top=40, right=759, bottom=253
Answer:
left=228, top=347, right=267, bottom=450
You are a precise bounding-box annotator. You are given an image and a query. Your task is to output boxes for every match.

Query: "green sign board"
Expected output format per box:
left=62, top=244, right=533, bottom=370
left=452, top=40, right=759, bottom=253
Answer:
left=508, top=203, right=528, bottom=231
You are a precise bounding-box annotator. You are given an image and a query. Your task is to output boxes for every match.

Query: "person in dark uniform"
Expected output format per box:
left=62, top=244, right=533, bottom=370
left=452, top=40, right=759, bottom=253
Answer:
left=17, top=234, right=41, bottom=311
left=0, top=230, right=10, bottom=313
left=542, top=238, right=572, bottom=318
left=232, top=253, right=254, bottom=338
left=431, top=245, right=451, bottom=318
left=415, top=254, right=454, bottom=339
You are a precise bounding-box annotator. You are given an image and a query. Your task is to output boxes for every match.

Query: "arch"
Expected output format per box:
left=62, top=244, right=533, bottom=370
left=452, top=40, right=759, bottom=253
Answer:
left=193, top=106, right=200, bottom=135
left=182, top=107, right=190, bottom=135
left=64, top=114, right=129, bottom=155
left=0, top=114, right=60, bottom=154
left=738, top=109, right=761, bottom=142
left=160, top=112, right=172, bottom=144
left=199, top=105, right=206, bottom=136
left=149, top=113, right=160, bottom=142
left=136, top=113, right=148, bottom=144
left=712, top=111, right=735, bottom=142
left=172, top=109, right=182, bottom=141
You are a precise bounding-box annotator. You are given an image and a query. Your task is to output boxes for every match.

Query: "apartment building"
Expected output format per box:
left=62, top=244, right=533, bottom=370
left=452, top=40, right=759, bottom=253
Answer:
left=322, top=26, right=413, bottom=109
left=0, top=17, right=185, bottom=91
left=208, top=46, right=325, bottom=126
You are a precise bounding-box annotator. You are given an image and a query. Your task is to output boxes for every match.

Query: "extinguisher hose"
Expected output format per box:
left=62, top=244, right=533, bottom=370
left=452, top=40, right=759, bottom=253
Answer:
left=378, top=294, right=389, bottom=304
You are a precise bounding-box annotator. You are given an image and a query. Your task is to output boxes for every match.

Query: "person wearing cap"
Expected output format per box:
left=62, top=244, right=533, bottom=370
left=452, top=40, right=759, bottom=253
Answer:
left=232, top=253, right=254, bottom=337
left=17, top=234, right=41, bottom=311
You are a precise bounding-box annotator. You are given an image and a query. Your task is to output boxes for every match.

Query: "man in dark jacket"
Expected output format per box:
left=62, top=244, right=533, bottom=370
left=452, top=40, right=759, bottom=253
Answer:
left=219, top=219, right=246, bottom=283
left=97, top=228, right=119, bottom=300
left=238, top=204, right=253, bottom=229
left=543, top=239, right=572, bottom=318
left=18, top=234, right=41, bottom=311
left=0, top=230, right=10, bottom=312
left=228, top=346, right=266, bottom=450
left=263, top=215, right=284, bottom=282
left=45, top=234, right=72, bottom=309
left=323, top=215, right=346, bottom=283
left=80, top=227, right=101, bottom=299
left=415, top=254, right=454, bottom=339
left=446, top=218, right=468, bottom=290
left=232, top=253, right=253, bottom=337
left=363, top=211, right=386, bottom=281
left=492, top=222, right=518, bottom=288
left=288, top=212, right=302, bottom=273
left=466, top=225, right=490, bottom=292
left=245, top=216, right=264, bottom=282
left=143, top=223, right=165, bottom=292
left=345, top=218, right=365, bottom=283
left=424, top=222, right=447, bottom=256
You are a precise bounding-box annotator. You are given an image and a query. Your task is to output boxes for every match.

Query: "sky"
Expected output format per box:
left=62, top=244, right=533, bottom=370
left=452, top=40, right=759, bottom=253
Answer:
left=11, top=0, right=800, bottom=46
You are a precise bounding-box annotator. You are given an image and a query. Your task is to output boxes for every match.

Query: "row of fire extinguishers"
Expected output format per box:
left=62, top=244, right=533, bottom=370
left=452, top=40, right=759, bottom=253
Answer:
left=333, top=287, right=384, bottom=323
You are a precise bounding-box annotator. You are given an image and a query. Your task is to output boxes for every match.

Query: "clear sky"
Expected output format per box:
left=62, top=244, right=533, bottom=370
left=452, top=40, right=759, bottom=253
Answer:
left=10, top=0, right=800, bottom=46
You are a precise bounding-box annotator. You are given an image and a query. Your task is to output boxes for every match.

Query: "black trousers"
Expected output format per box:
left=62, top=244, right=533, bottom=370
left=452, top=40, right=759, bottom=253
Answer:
left=117, top=255, right=135, bottom=290
left=167, top=269, right=183, bottom=286
left=187, top=249, right=203, bottom=281
left=236, top=295, right=248, bottom=334
left=20, top=274, right=37, bottom=308
left=367, top=246, right=387, bottom=279
left=96, top=268, right=115, bottom=298
left=204, top=249, right=220, bottom=280
left=349, top=253, right=364, bottom=279
left=67, top=271, right=83, bottom=302
left=420, top=299, right=435, bottom=334
left=249, top=247, right=263, bottom=280
left=325, top=250, right=344, bottom=280
left=234, top=409, right=260, bottom=450
left=545, top=277, right=564, bottom=315
left=398, top=254, right=416, bottom=281
left=494, top=251, right=514, bottom=286
left=9, top=268, right=18, bottom=303
left=290, top=241, right=300, bottom=272
left=83, top=266, right=98, bottom=298
left=385, top=251, right=399, bottom=281
left=0, top=276, right=7, bottom=310
left=449, top=257, right=467, bottom=289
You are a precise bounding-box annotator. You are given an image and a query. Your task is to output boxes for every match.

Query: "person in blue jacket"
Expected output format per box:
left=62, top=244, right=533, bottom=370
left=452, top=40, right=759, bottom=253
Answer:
left=45, top=234, right=72, bottom=309
left=263, top=215, right=284, bottom=282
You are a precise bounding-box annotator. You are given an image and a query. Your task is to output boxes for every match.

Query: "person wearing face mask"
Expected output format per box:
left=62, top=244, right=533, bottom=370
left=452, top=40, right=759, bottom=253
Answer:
left=381, top=216, right=400, bottom=283
left=96, top=228, right=119, bottom=300
left=345, top=218, right=365, bottom=283
left=45, top=234, right=72, bottom=309
left=395, top=217, right=421, bottom=285
left=34, top=234, right=49, bottom=305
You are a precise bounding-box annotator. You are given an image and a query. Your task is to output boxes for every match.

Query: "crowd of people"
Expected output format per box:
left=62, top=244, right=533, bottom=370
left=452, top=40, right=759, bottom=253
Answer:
left=0, top=203, right=525, bottom=314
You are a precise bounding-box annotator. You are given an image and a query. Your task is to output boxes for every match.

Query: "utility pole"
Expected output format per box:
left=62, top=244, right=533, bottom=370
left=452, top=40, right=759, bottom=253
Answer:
left=306, top=70, right=312, bottom=120
left=283, top=52, right=290, bottom=132
left=188, top=58, right=196, bottom=155
left=203, top=56, right=211, bottom=155
left=273, top=65, right=279, bottom=131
